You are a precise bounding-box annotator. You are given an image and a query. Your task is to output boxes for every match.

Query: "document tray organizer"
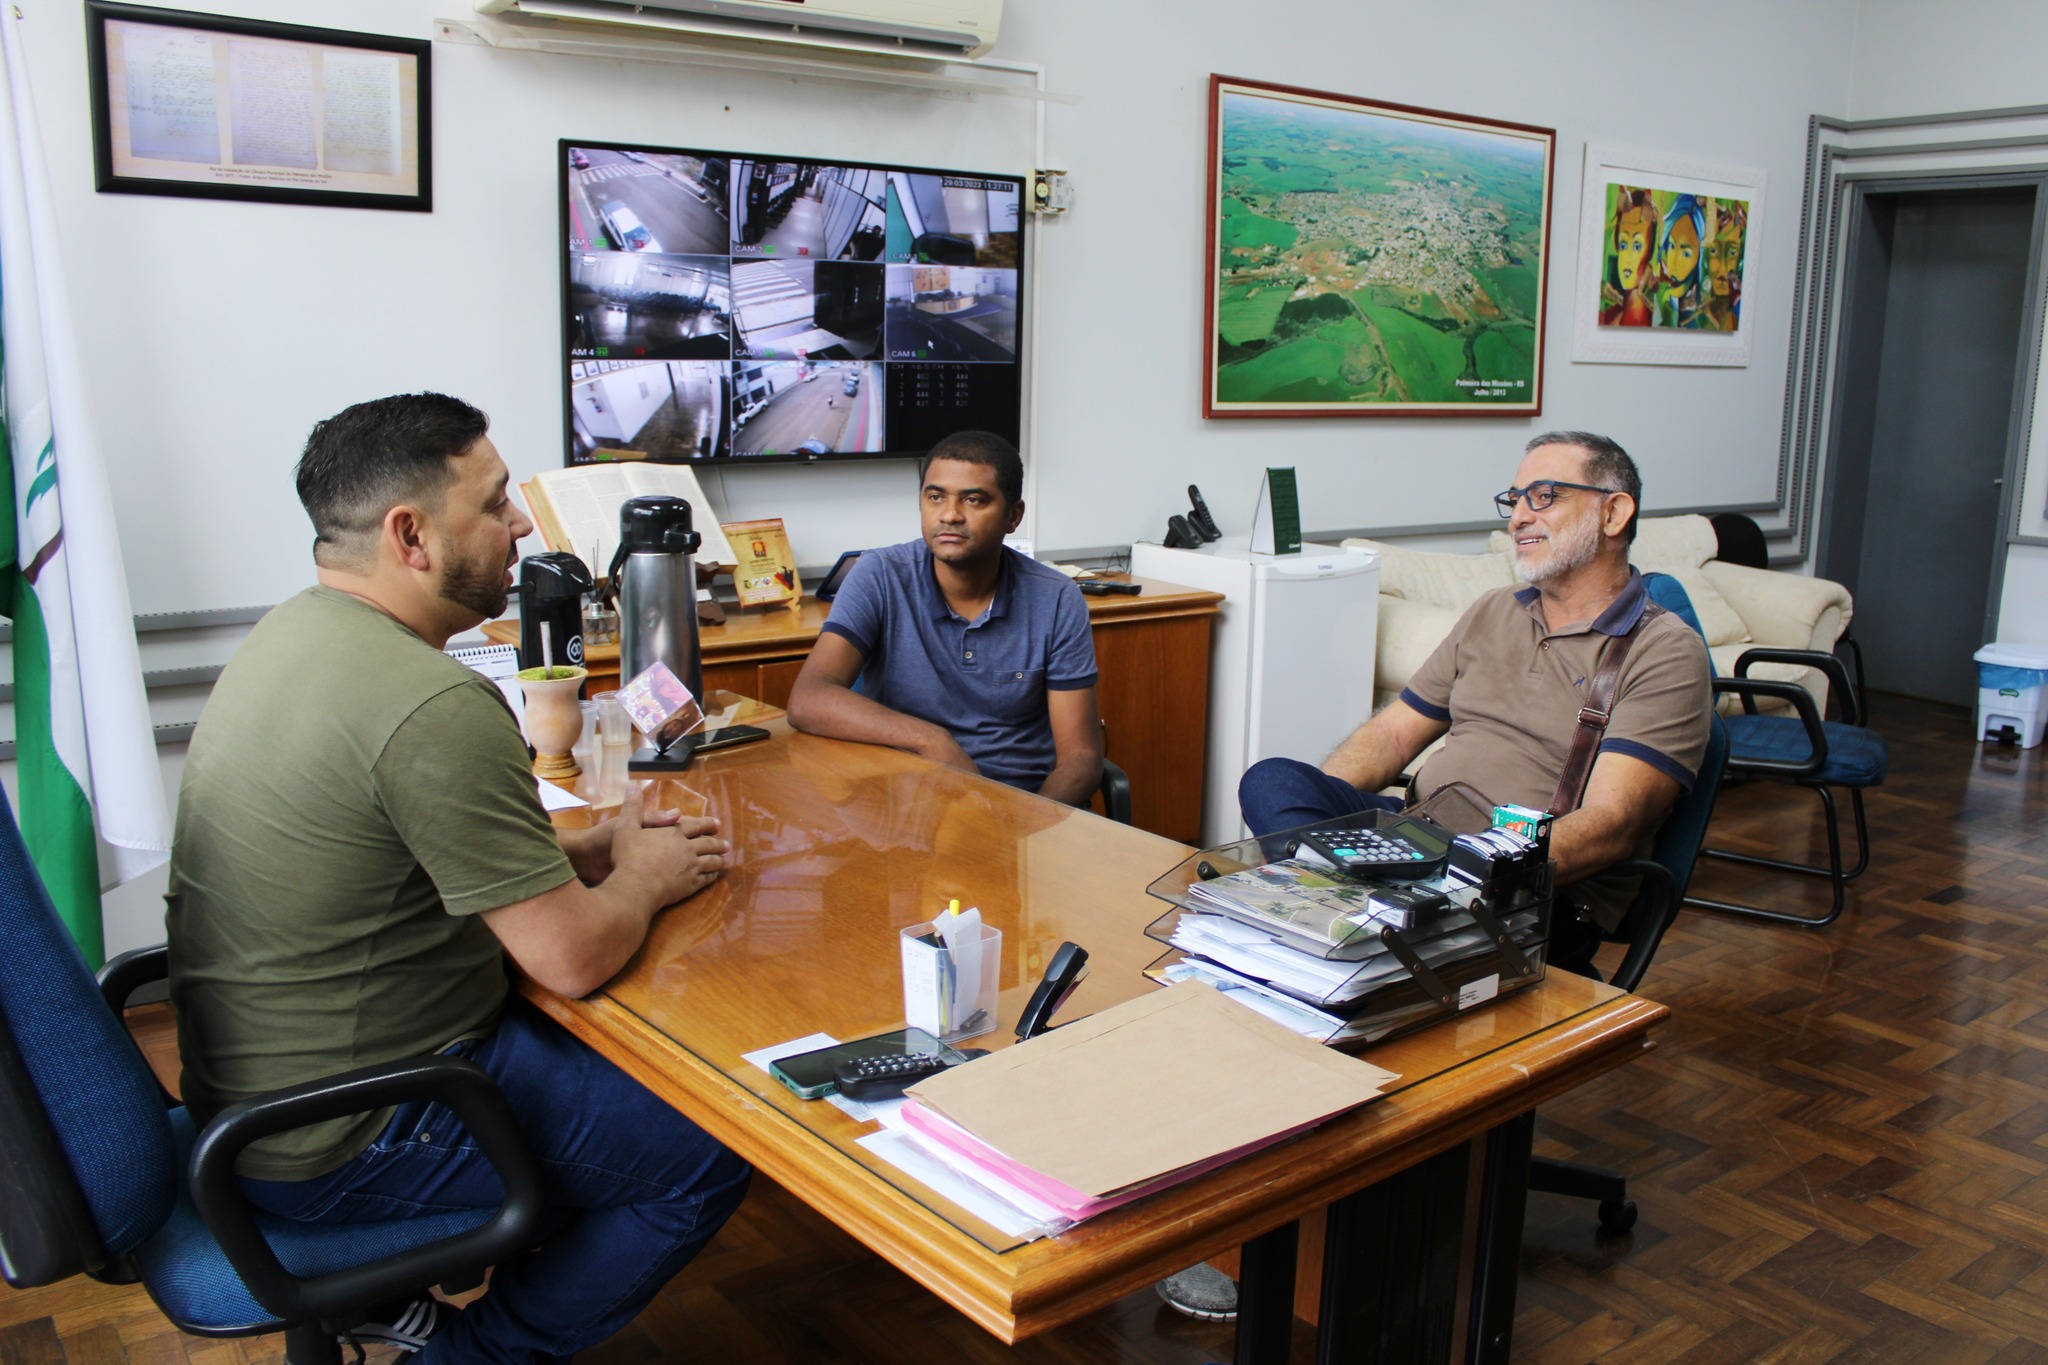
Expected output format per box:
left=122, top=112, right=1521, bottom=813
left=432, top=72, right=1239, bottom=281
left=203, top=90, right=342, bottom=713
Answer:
left=1142, top=813, right=1552, bottom=1048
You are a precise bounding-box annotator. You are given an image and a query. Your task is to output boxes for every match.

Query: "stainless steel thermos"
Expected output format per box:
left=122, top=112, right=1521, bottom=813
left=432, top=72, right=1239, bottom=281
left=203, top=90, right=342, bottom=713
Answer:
left=607, top=495, right=705, bottom=706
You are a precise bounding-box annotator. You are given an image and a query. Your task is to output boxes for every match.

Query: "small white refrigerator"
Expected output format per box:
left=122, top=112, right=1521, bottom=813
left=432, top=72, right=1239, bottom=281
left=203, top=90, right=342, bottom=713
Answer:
left=1132, top=536, right=1380, bottom=846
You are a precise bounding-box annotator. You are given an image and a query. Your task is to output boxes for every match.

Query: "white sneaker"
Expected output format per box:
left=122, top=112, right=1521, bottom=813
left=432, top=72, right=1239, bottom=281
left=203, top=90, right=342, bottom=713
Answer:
left=1155, top=1264, right=1239, bottom=1321
left=346, top=1295, right=444, bottom=1353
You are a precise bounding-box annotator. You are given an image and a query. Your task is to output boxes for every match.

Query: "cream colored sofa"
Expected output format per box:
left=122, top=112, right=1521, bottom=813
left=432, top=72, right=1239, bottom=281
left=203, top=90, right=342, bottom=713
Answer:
left=1346, top=515, right=1854, bottom=715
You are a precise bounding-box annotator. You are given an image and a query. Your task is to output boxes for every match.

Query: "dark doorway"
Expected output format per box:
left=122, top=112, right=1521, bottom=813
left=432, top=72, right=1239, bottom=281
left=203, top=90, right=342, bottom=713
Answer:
left=1817, top=183, right=2039, bottom=706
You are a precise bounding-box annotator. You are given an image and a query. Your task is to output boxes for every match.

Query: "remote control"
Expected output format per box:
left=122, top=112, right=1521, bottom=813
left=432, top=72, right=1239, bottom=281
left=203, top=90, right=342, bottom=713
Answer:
left=833, top=1048, right=986, bottom=1101
left=1078, top=580, right=1143, bottom=596
left=1290, top=816, right=1451, bottom=881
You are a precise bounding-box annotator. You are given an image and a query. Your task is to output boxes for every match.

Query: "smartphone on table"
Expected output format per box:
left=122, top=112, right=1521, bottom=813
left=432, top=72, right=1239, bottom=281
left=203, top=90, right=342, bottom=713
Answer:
left=768, top=1027, right=953, bottom=1100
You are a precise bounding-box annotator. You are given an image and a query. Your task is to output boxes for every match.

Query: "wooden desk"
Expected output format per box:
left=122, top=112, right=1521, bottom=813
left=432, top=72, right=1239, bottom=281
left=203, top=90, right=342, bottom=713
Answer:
left=487, top=574, right=1223, bottom=843
left=532, top=722, right=1665, bottom=1360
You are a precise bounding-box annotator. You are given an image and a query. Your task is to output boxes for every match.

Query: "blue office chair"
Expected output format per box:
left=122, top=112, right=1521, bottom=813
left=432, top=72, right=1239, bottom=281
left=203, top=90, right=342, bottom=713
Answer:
left=1643, top=574, right=1888, bottom=928
left=0, top=789, right=549, bottom=1365
left=1525, top=705, right=1729, bottom=1234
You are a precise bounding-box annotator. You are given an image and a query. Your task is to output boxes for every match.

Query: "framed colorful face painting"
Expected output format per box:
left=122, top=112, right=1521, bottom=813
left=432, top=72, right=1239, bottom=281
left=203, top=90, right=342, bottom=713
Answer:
left=1571, top=143, right=1765, bottom=366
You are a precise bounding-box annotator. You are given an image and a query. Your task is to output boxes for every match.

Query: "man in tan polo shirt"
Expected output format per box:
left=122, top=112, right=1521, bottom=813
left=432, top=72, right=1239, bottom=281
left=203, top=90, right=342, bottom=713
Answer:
left=1237, top=430, right=1713, bottom=978
left=1164, top=431, right=1714, bottom=1327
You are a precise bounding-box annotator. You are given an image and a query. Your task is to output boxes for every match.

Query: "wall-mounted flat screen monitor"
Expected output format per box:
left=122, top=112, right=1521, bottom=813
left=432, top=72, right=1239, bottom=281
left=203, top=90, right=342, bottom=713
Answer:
left=560, top=140, right=1025, bottom=467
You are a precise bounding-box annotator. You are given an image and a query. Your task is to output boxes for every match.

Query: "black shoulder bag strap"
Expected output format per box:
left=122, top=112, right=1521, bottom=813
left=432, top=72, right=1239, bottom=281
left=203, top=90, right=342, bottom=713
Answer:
left=1547, top=602, right=1666, bottom=817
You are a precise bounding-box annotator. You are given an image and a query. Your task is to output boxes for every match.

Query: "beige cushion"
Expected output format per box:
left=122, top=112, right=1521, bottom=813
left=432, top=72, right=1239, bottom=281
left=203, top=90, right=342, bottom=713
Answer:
left=1346, top=538, right=1513, bottom=612
left=1660, top=565, right=1750, bottom=648
left=1700, top=561, right=1853, bottom=652
left=1374, top=596, right=1462, bottom=707
left=1627, top=514, right=1719, bottom=572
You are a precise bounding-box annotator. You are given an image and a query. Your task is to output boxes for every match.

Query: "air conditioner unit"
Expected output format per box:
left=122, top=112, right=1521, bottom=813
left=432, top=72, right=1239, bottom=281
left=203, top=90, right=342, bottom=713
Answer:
left=473, top=0, right=1001, bottom=60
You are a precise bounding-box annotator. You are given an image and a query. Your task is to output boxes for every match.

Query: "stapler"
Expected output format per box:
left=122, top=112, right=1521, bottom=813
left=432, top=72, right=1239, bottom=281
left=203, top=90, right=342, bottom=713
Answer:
left=1015, top=941, right=1089, bottom=1040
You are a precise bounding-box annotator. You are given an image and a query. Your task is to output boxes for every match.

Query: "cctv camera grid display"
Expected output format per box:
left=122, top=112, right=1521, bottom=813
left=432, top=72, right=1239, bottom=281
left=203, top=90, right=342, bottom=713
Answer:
left=562, top=140, right=1024, bottom=466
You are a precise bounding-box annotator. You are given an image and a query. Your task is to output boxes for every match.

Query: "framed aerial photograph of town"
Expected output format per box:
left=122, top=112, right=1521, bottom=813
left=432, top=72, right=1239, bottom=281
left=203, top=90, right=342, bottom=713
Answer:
left=1204, top=75, right=1555, bottom=419
left=1570, top=143, right=1766, bottom=367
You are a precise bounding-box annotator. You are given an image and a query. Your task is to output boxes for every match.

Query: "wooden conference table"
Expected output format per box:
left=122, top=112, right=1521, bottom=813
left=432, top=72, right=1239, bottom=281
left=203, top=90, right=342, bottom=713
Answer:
left=526, top=707, right=1667, bottom=1363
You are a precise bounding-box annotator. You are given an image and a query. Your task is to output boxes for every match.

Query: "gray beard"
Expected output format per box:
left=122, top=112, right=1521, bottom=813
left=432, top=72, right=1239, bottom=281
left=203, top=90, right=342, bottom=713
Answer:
left=1513, top=514, right=1601, bottom=585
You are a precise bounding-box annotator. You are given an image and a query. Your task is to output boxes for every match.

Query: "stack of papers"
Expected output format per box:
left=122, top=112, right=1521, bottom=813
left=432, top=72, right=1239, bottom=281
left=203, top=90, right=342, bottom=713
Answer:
left=1160, top=889, right=1546, bottom=1044
left=858, top=982, right=1395, bottom=1238
left=1185, top=858, right=1427, bottom=952
left=1170, top=908, right=1523, bottom=1006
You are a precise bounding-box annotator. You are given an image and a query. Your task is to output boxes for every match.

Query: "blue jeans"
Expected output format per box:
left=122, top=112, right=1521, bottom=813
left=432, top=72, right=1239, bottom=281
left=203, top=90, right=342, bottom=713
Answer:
left=1237, top=756, right=1403, bottom=837
left=241, top=997, right=751, bottom=1365
left=1236, top=757, right=1604, bottom=978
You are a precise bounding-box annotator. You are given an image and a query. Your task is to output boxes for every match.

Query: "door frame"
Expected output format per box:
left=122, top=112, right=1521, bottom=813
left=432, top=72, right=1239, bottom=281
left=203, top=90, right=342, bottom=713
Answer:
left=1780, top=108, right=2048, bottom=567
left=1813, top=171, right=2048, bottom=644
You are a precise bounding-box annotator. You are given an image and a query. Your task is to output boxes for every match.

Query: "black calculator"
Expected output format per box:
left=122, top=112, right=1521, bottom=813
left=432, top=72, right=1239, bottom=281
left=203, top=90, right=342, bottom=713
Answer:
left=1291, top=816, right=1450, bottom=881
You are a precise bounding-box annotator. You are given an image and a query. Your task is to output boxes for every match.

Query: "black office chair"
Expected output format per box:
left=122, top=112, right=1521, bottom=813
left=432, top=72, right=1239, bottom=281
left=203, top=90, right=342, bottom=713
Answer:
left=0, top=788, right=548, bottom=1365
left=1526, top=706, right=1729, bottom=1234
left=1098, top=754, right=1133, bottom=825
left=1709, top=512, right=1771, bottom=570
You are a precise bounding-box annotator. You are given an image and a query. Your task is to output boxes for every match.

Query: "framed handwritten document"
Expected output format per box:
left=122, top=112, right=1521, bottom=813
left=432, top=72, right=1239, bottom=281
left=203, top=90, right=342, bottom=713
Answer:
left=85, top=2, right=430, bottom=211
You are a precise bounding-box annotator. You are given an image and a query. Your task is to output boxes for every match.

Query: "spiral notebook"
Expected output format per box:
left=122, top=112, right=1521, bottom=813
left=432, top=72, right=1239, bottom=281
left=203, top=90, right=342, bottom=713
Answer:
left=447, top=642, right=524, bottom=724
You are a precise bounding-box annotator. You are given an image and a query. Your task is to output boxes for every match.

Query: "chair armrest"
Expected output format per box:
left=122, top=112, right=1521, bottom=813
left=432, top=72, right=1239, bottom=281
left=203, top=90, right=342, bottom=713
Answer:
left=1602, top=857, right=1677, bottom=995
left=1732, top=647, right=1863, bottom=725
left=97, top=945, right=169, bottom=1017
left=1700, top=562, right=1853, bottom=651
left=1713, top=675, right=1830, bottom=777
left=1098, top=757, right=1133, bottom=826
left=96, top=946, right=177, bottom=1111
left=189, top=1055, right=547, bottom=1325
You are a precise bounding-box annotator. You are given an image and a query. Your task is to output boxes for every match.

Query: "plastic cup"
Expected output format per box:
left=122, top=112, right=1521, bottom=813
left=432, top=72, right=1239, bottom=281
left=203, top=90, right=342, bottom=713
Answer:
left=595, top=691, right=632, bottom=747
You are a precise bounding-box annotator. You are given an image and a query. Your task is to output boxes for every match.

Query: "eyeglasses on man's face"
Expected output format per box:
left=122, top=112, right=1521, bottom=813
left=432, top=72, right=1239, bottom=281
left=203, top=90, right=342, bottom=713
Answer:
left=1492, top=480, right=1620, bottom=518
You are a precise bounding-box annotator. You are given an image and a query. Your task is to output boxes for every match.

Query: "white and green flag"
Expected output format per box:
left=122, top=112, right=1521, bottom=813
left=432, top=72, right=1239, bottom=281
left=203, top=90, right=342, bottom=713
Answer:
left=0, top=9, right=170, bottom=964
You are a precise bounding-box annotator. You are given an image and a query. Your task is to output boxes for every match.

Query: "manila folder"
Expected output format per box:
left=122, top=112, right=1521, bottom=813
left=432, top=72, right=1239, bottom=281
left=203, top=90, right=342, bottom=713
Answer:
left=908, top=980, right=1396, bottom=1199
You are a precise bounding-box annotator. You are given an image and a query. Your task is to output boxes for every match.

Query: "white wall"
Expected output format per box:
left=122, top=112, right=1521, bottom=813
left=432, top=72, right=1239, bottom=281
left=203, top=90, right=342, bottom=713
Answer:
left=15, top=0, right=1856, bottom=610
left=11, top=0, right=1866, bottom=954
left=1847, top=0, right=2048, bottom=645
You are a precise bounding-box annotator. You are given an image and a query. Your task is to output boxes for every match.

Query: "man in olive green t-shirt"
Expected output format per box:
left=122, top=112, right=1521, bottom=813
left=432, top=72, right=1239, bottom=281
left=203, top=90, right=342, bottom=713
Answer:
left=167, top=393, right=749, bottom=1363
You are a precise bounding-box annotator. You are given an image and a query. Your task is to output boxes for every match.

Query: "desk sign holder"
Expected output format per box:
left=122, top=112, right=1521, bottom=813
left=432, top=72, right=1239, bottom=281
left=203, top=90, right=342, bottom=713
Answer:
left=628, top=724, right=771, bottom=773
left=616, top=658, right=768, bottom=772
left=1249, top=467, right=1302, bottom=555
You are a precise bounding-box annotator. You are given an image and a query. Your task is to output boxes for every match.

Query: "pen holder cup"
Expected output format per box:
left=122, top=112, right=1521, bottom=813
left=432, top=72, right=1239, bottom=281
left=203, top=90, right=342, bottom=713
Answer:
left=901, top=922, right=1001, bottom=1045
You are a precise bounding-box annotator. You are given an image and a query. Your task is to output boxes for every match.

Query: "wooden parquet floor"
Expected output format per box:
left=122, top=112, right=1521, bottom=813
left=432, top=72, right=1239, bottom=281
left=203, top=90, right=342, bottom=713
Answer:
left=6, top=691, right=2043, bottom=1363
left=1519, top=694, right=2048, bottom=1363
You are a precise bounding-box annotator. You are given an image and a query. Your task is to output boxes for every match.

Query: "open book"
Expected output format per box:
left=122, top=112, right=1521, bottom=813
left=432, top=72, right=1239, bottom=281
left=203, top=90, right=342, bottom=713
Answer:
left=521, top=464, right=738, bottom=572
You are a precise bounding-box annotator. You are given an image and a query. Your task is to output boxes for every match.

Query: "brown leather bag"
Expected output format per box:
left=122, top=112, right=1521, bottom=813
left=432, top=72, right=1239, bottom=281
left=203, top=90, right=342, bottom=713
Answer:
left=1547, top=603, right=1666, bottom=816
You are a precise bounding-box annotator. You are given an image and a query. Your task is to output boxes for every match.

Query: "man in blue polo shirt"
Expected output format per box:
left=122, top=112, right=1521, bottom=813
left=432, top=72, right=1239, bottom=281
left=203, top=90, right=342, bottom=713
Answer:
left=787, top=430, right=1104, bottom=804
